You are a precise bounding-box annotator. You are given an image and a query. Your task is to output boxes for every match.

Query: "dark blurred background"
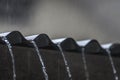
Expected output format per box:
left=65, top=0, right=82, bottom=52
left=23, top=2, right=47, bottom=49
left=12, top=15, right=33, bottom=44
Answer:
left=0, top=0, right=120, bottom=44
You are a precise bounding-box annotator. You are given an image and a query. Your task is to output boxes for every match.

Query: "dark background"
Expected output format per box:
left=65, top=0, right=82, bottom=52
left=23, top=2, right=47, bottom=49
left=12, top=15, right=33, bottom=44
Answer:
left=0, top=0, right=119, bottom=44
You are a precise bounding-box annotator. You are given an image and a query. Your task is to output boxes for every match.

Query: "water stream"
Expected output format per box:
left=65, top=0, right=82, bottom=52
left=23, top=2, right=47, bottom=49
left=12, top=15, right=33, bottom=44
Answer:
left=31, top=41, right=49, bottom=80
left=57, top=44, right=72, bottom=80
left=2, top=37, right=16, bottom=80
left=81, top=48, right=90, bottom=80
left=106, top=49, right=118, bottom=80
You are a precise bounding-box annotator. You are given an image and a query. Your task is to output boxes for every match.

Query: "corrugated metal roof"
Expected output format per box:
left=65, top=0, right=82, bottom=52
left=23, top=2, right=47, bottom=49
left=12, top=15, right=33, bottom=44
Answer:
left=0, top=31, right=119, bottom=56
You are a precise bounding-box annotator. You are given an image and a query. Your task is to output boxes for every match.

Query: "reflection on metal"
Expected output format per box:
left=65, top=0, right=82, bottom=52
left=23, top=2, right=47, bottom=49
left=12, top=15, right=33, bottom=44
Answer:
left=52, top=38, right=81, bottom=52
left=102, top=43, right=120, bottom=56
left=77, top=39, right=105, bottom=54
left=26, top=34, right=58, bottom=49
left=0, top=31, right=31, bottom=46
